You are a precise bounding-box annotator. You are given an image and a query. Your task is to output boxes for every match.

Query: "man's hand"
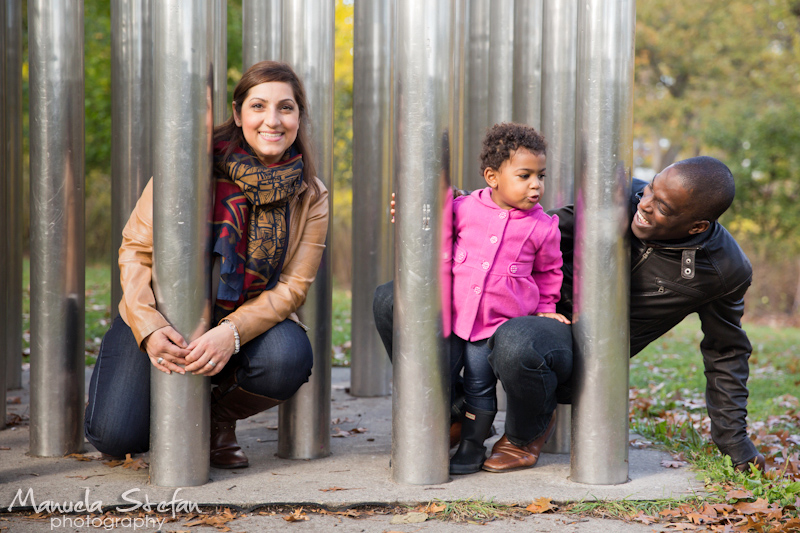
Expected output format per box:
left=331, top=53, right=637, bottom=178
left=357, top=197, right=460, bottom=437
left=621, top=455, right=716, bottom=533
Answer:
left=535, top=312, right=571, bottom=325
left=734, top=453, right=766, bottom=473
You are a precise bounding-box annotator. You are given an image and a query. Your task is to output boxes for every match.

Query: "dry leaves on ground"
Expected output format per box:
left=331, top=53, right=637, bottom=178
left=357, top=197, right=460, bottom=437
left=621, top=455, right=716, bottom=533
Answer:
left=283, top=508, right=309, bottom=522
left=526, top=498, right=558, bottom=514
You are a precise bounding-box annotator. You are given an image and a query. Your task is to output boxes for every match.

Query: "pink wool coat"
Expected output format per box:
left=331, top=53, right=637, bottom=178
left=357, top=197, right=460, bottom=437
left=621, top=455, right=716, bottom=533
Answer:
left=451, top=188, right=563, bottom=341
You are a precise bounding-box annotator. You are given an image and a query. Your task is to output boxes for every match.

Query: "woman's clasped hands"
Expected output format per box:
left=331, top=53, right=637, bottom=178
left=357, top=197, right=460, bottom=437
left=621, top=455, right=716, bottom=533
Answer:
left=145, top=324, right=238, bottom=376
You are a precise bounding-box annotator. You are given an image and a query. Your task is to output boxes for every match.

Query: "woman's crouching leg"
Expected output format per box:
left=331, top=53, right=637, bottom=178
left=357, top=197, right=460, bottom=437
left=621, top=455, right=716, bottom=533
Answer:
left=228, top=319, right=314, bottom=401
left=84, top=316, right=151, bottom=457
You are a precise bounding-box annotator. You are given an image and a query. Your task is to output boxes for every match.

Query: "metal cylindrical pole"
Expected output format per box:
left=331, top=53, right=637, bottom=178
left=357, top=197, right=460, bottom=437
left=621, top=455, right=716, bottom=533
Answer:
left=28, top=0, right=85, bottom=456
left=487, top=0, right=514, bottom=126
left=3, top=0, right=23, bottom=391
left=539, top=0, right=578, bottom=455
left=213, top=0, right=228, bottom=125
left=462, top=0, right=490, bottom=191
left=350, top=0, right=393, bottom=397
left=392, top=0, right=451, bottom=485
left=111, top=0, right=153, bottom=317
left=277, top=0, right=334, bottom=460
left=242, top=0, right=282, bottom=68
left=539, top=0, right=577, bottom=212
left=1, top=2, right=7, bottom=418
left=570, top=0, right=635, bottom=485
left=449, top=0, right=466, bottom=191
left=150, top=0, right=214, bottom=487
left=512, top=0, right=543, bottom=128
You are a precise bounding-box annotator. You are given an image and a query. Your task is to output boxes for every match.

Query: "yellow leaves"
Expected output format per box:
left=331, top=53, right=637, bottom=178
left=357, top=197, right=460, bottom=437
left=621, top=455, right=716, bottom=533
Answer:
left=185, top=508, right=238, bottom=531
left=283, top=508, right=309, bottom=522
left=525, top=497, right=557, bottom=514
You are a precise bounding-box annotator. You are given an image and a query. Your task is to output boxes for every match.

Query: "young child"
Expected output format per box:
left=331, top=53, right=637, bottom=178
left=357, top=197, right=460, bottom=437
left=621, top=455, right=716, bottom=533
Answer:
left=449, top=122, right=570, bottom=475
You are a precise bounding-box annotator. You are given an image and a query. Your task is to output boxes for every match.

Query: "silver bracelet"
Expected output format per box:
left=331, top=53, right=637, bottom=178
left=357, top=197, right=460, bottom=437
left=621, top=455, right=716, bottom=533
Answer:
left=221, top=319, right=240, bottom=354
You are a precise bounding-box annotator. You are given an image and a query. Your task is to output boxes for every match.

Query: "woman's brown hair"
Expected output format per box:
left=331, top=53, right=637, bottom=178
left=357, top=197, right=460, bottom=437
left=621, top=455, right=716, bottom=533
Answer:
left=214, top=60, right=320, bottom=196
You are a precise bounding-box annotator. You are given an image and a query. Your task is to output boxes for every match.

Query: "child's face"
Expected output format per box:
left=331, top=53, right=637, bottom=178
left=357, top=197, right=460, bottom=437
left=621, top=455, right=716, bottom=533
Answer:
left=484, top=149, right=546, bottom=211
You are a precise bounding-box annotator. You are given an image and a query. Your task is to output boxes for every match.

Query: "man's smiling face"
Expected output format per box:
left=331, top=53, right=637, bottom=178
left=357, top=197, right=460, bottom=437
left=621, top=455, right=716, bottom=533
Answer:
left=631, top=165, right=709, bottom=241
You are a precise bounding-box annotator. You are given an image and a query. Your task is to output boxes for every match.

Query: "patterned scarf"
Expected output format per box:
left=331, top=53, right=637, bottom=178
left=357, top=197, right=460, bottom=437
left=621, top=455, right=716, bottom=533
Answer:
left=212, top=142, right=303, bottom=322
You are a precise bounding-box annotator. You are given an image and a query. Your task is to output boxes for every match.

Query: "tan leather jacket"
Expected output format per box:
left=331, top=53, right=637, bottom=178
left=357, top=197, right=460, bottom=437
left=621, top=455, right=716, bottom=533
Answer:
left=118, top=176, right=329, bottom=348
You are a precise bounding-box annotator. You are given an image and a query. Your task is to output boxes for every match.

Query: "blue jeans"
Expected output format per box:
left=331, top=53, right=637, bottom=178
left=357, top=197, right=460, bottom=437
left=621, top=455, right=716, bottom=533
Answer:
left=84, top=315, right=313, bottom=457
left=450, top=336, right=496, bottom=411
left=489, top=316, right=573, bottom=446
left=373, top=281, right=574, bottom=446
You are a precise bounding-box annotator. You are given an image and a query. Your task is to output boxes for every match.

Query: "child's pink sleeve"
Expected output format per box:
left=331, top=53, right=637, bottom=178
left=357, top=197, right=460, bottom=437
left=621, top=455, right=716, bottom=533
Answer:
left=531, top=214, right=563, bottom=313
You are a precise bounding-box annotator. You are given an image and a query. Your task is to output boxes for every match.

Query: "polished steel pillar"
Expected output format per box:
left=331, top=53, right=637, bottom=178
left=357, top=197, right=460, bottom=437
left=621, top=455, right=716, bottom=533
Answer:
left=449, top=0, right=466, bottom=190
left=1, top=2, right=7, bottom=419
left=350, top=0, right=393, bottom=397
left=28, top=0, right=85, bottom=456
left=150, top=0, right=214, bottom=487
left=278, top=0, right=334, bottom=460
left=487, top=0, right=514, bottom=126
left=111, top=0, right=153, bottom=316
left=539, top=0, right=578, bottom=455
left=539, top=0, right=577, bottom=211
left=3, top=0, right=23, bottom=392
left=512, top=0, right=543, bottom=128
left=391, top=0, right=452, bottom=485
left=462, top=0, right=490, bottom=190
left=242, top=0, right=282, bottom=68
left=570, top=0, right=635, bottom=485
left=213, top=0, right=228, bottom=125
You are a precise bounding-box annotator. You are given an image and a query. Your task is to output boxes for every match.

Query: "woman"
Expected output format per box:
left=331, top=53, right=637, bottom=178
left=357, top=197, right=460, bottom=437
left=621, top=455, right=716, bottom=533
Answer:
left=85, top=61, right=328, bottom=469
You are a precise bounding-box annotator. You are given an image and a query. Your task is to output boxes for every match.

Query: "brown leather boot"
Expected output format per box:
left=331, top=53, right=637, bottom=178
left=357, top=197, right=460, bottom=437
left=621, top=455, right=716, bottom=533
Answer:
left=211, top=379, right=282, bottom=469
left=482, top=411, right=556, bottom=473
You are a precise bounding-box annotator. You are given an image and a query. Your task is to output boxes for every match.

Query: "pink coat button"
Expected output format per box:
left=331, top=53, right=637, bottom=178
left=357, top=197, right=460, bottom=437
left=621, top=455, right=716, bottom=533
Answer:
left=490, top=235, right=498, bottom=244
left=482, top=261, right=490, bottom=270
left=509, top=264, right=518, bottom=273
left=499, top=211, right=507, bottom=219
left=473, top=286, right=481, bottom=294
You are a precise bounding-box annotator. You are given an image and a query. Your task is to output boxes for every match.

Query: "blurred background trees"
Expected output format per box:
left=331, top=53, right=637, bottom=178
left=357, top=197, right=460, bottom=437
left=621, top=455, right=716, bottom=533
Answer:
left=15, top=0, right=800, bottom=319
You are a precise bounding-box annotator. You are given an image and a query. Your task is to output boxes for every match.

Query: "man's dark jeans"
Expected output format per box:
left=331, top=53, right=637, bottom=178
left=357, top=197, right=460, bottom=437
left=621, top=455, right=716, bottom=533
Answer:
left=373, top=281, right=573, bottom=447
left=84, top=315, right=313, bottom=457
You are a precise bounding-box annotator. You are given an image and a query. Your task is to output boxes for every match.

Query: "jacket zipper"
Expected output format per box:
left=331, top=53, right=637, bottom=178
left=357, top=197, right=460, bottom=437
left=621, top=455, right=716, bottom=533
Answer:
left=632, top=247, right=653, bottom=273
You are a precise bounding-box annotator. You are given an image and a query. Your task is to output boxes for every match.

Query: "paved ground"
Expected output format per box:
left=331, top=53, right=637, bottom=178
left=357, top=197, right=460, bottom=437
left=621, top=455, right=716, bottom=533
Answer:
left=0, top=366, right=696, bottom=532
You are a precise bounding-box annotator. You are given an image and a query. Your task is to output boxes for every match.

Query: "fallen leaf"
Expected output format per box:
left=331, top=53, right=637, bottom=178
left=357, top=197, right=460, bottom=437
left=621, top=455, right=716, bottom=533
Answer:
left=665, top=523, right=697, bottom=530
left=103, top=459, right=124, bottom=468
left=726, top=489, right=753, bottom=500
left=0, top=447, right=10, bottom=451
left=427, top=503, right=446, bottom=513
left=732, top=497, right=772, bottom=515
left=6, top=396, right=21, bottom=404
left=122, top=454, right=148, bottom=471
left=526, top=497, right=557, bottom=514
left=389, top=512, right=428, bottom=524
left=331, top=428, right=351, bottom=438
left=628, top=510, right=657, bottom=524
left=283, top=508, right=308, bottom=522
left=66, top=453, right=94, bottom=462
left=661, top=459, right=689, bottom=468
left=319, top=486, right=354, bottom=492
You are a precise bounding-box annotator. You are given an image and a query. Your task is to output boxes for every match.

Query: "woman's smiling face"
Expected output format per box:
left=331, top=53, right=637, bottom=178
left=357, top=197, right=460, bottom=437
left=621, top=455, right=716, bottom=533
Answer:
left=233, top=81, right=300, bottom=166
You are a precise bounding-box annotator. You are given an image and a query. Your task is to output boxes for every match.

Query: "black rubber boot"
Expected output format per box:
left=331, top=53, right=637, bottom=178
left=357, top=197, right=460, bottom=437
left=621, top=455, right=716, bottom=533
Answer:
left=449, top=405, right=497, bottom=475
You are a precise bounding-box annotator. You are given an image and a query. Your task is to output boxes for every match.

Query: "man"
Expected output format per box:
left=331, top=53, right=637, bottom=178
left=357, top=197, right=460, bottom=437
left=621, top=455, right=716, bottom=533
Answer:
left=374, top=155, right=763, bottom=474
left=485, top=156, right=764, bottom=473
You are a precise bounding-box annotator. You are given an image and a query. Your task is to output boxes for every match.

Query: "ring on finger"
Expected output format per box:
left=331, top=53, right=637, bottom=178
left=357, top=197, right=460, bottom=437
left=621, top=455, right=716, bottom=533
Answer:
left=207, top=361, right=216, bottom=368
left=157, top=357, right=164, bottom=365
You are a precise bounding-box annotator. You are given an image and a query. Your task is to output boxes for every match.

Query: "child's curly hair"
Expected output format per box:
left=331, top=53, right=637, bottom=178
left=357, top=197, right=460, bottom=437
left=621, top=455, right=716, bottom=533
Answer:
left=480, top=122, right=547, bottom=172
